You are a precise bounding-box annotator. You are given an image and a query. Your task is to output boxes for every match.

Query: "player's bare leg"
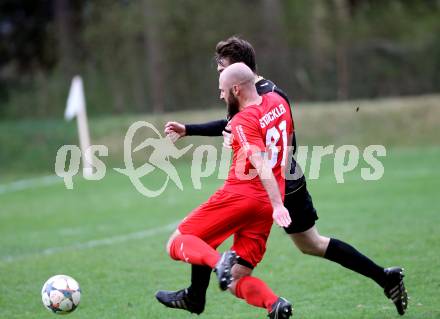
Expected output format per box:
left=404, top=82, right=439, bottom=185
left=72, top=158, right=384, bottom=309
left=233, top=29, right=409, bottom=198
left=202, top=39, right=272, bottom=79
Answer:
left=290, top=226, right=329, bottom=256
left=228, top=263, right=253, bottom=294
left=290, top=226, right=408, bottom=315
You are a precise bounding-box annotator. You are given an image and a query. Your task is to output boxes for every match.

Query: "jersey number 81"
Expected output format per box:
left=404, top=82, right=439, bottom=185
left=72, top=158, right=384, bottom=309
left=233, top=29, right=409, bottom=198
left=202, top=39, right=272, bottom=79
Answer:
left=265, top=120, right=287, bottom=168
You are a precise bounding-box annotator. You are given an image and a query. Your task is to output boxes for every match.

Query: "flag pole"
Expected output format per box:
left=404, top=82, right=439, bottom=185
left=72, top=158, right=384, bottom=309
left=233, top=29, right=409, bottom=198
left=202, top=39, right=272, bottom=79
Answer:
left=65, top=76, right=93, bottom=177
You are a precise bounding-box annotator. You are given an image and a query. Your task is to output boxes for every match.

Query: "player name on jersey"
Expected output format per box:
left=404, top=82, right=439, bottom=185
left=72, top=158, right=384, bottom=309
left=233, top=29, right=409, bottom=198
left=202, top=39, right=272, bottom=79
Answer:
left=259, top=104, right=287, bottom=129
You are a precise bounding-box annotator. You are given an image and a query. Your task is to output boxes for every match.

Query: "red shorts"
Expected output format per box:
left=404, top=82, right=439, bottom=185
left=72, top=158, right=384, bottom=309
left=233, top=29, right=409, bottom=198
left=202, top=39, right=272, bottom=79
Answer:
left=178, top=189, right=273, bottom=267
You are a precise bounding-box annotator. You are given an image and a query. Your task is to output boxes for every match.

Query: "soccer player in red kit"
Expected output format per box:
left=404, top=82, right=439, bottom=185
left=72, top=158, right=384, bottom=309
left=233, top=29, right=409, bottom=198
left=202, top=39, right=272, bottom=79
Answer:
left=159, top=37, right=408, bottom=317
left=160, top=62, right=293, bottom=318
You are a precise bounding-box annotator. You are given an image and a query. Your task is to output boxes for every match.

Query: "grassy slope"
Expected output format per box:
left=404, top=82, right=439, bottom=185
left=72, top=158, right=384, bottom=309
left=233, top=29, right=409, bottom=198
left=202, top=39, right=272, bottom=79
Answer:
left=0, top=147, right=439, bottom=318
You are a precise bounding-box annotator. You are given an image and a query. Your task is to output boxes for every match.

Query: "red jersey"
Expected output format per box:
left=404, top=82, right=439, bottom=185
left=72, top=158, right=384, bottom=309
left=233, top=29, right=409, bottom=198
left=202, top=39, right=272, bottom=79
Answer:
left=222, top=92, right=293, bottom=203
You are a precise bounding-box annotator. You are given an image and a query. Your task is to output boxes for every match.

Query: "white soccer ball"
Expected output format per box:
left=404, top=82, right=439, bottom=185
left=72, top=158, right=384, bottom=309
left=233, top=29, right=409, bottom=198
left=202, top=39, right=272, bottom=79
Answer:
left=41, top=275, right=81, bottom=314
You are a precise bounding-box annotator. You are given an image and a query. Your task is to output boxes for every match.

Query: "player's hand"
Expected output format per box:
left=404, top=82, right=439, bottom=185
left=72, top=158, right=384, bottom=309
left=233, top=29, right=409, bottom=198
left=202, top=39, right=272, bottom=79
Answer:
left=164, top=121, right=186, bottom=142
left=222, top=123, right=232, bottom=149
left=272, top=205, right=291, bottom=228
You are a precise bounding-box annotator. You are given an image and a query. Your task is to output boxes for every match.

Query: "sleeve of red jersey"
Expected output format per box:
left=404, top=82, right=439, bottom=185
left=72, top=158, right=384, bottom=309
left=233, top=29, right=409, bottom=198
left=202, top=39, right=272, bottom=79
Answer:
left=231, top=112, right=266, bottom=156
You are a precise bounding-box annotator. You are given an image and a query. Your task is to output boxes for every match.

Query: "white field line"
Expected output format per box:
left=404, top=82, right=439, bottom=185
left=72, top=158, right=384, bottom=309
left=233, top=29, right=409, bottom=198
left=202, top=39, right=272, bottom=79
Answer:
left=1, top=221, right=178, bottom=264
left=0, top=175, right=62, bottom=195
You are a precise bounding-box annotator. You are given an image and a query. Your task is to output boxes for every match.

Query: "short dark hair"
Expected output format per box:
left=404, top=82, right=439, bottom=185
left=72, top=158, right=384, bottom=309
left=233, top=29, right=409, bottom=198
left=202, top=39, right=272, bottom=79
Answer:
left=215, top=36, right=257, bottom=72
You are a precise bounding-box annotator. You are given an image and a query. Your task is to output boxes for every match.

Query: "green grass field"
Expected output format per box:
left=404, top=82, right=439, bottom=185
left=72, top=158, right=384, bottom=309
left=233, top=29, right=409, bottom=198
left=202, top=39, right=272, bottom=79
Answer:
left=1, top=145, right=439, bottom=318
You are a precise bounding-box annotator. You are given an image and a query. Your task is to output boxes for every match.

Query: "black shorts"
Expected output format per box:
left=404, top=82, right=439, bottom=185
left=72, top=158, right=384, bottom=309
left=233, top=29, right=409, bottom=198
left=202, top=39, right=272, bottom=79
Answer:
left=283, top=182, right=318, bottom=234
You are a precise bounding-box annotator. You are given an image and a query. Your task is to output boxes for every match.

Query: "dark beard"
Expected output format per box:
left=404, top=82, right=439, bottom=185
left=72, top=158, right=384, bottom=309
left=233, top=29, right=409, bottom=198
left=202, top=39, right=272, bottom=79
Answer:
left=226, top=89, right=240, bottom=120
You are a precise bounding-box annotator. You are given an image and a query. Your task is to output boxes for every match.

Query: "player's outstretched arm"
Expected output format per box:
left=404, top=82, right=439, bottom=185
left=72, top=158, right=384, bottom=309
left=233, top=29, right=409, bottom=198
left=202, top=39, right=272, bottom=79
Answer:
left=164, top=119, right=228, bottom=142
left=185, top=119, right=228, bottom=137
left=249, top=152, right=292, bottom=228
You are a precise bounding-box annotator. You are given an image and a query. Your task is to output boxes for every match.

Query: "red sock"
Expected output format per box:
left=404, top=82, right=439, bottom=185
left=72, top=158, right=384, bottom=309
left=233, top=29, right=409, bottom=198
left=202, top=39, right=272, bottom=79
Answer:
left=235, top=276, right=278, bottom=312
left=169, top=234, right=220, bottom=268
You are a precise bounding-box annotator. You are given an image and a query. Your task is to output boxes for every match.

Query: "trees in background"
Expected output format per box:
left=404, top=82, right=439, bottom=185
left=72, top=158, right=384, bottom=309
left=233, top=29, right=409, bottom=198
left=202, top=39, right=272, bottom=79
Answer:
left=143, top=0, right=165, bottom=114
left=0, top=0, right=439, bottom=118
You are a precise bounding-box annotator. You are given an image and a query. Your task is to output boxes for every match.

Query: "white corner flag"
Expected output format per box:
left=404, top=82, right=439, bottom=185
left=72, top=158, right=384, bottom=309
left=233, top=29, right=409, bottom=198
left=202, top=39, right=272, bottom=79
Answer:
left=65, top=76, right=93, bottom=177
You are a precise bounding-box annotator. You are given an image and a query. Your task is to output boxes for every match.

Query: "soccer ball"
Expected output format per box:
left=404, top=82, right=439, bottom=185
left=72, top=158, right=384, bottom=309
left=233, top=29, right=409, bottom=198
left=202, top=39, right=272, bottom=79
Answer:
left=41, top=275, right=81, bottom=314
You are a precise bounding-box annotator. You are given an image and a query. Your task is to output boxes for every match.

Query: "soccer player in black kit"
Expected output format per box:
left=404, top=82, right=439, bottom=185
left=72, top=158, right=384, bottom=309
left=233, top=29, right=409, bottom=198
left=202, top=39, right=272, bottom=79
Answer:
left=156, top=37, right=408, bottom=317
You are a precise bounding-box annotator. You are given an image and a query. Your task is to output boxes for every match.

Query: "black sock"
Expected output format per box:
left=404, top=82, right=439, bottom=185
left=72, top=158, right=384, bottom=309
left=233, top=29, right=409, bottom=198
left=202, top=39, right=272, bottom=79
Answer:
left=324, top=238, right=386, bottom=287
left=187, top=264, right=211, bottom=299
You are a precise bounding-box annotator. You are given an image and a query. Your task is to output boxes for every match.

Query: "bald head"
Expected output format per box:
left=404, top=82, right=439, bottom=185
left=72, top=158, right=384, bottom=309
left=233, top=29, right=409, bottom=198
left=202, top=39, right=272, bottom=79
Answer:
left=219, top=62, right=255, bottom=91
left=218, top=62, right=261, bottom=119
